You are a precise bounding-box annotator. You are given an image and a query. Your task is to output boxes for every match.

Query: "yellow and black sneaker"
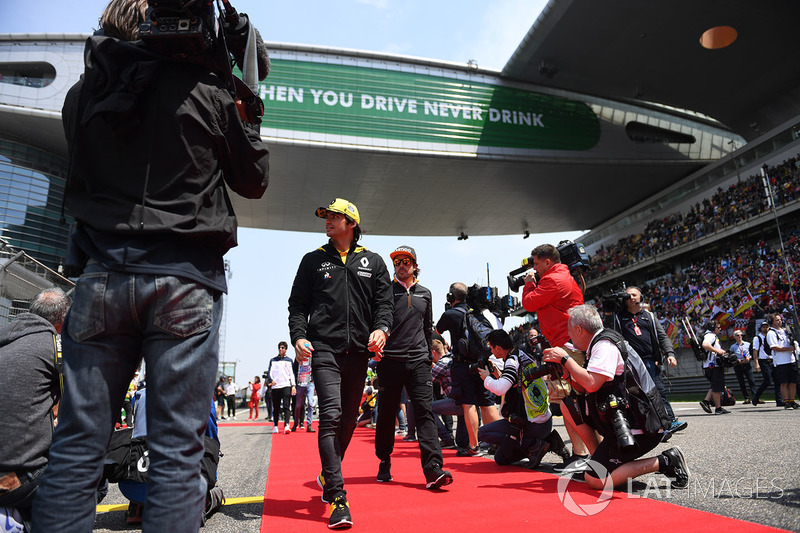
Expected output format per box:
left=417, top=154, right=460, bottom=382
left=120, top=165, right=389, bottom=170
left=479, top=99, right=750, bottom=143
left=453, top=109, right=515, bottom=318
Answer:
left=317, top=472, right=330, bottom=503
left=328, top=495, right=353, bottom=529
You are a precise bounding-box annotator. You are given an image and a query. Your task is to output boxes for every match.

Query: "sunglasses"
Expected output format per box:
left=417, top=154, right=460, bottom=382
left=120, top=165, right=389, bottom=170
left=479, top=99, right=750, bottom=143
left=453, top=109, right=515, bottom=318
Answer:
left=393, top=258, right=413, bottom=266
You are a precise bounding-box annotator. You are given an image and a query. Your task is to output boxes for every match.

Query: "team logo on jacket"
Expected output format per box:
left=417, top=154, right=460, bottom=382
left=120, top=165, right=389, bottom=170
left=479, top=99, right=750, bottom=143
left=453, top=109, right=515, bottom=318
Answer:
left=360, top=258, right=370, bottom=268
left=323, top=272, right=331, bottom=279
left=318, top=262, right=336, bottom=272
left=358, top=271, right=372, bottom=278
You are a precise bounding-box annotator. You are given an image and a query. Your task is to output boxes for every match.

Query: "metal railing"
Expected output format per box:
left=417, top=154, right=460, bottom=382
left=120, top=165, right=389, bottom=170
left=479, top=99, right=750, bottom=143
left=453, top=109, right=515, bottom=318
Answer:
left=0, top=237, right=75, bottom=324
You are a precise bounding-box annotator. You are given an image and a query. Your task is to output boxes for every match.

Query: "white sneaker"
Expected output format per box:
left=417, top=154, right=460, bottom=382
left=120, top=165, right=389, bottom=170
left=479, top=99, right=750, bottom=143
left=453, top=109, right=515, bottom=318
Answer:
left=272, top=426, right=279, bottom=434
left=284, top=426, right=291, bottom=434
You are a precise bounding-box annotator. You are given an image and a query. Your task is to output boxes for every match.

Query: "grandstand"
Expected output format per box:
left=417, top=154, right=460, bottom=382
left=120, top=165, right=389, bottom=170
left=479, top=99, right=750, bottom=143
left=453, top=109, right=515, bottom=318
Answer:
left=577, top=123, right=800, bottom=395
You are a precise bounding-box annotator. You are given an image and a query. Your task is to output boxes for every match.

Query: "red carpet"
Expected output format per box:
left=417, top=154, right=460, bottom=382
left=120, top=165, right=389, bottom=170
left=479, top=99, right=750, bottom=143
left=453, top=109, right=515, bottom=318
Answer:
left=262, top=427, right=787, bottom=532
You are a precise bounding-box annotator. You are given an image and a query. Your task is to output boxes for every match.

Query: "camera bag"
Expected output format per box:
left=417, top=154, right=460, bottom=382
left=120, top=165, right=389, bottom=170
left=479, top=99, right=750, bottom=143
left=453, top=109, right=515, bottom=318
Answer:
left=586, top=329, right=672, bottom=436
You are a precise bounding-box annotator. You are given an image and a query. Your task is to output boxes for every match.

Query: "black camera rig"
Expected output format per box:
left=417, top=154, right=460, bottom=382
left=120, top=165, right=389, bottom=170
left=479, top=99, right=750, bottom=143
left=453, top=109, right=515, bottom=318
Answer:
left=464, top=284, right=521, bottom=319
left=138, top=0, right=268, bottom=125
left=507, top=240, right=589, bottom=293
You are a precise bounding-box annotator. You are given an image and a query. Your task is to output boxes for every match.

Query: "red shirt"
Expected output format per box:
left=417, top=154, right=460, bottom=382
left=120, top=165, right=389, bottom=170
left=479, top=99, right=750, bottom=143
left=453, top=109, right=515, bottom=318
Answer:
left=522, top=263, right=584, bottom=346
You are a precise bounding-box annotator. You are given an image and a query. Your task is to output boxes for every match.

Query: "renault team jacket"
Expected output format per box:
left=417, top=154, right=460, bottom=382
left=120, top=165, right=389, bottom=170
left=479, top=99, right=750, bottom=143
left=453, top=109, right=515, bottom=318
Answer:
left=288, top=242, right=394, bottom=354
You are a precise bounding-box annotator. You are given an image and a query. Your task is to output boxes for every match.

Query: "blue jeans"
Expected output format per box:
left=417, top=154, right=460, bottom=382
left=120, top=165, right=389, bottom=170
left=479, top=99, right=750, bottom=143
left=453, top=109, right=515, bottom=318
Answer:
left=294, top=381, right=316, bottom=425
left=432, top=397, right=468, bottom=447
left=33, top=266, right=221, bottom=533
left=753, top=359, right=783, bottom=403
left=478, top=417, right=552, bottom=465
left=311, top=350, right=369, bottom=501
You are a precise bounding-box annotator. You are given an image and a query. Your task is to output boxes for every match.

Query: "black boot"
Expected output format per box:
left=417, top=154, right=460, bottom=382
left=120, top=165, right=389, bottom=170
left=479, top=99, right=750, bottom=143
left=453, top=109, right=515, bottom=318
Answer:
left=527, top=438, right=549, bottom=468
left=546, top=429, right=571, bottom=462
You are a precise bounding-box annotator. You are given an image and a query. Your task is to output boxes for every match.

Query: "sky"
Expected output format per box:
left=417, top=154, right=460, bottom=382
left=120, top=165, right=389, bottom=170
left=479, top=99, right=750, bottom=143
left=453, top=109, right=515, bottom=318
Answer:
left=0, top=0, right=590, bottom=384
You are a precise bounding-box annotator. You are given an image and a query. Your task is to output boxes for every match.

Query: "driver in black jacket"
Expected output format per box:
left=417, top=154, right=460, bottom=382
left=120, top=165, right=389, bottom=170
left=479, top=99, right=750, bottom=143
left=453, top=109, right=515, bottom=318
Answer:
left=288, top=198, right=393, bottom=529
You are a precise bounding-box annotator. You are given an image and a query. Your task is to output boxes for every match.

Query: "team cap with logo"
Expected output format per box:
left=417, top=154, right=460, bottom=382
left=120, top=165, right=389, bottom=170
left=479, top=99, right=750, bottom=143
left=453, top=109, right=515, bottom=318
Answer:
left=390, top=245, right=417, bottom=263
left=315, top=198, right=360, bottom=225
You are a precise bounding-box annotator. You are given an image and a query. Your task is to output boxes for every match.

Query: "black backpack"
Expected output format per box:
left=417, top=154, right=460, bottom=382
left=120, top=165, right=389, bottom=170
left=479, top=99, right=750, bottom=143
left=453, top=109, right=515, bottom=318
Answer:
left=586, top=329, right=672, bottom=436
left=453, top=307, right=496, bottom=361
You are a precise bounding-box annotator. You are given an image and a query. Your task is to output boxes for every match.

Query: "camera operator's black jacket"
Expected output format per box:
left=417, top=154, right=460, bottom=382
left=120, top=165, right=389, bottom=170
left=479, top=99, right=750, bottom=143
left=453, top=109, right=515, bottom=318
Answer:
left=62, top=36, right=269, bottom=287
left=612, top=309, right=674, bottom=365
left=288, top=242, right=393, bottom=354
left=382, top=280, right=433, bottom=362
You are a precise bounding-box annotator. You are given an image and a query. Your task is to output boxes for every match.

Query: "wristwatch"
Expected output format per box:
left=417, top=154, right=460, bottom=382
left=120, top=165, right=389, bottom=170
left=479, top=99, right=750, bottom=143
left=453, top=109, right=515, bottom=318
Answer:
left=561, top=355, right=570, bottom=366
left=378, top=326, right=390, bottom=336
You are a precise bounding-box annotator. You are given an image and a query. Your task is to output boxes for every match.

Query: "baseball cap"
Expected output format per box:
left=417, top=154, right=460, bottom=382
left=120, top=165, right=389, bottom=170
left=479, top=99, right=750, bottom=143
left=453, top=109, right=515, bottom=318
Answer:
left=315, top=198, right=360, bottom=225
left=390, top=245, right=417, bottom=263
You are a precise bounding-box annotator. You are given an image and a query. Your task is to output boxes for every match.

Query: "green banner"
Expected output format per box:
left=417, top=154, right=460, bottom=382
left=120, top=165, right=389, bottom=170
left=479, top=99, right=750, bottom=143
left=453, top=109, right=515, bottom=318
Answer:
left=256, top=59, right=600, bottom=151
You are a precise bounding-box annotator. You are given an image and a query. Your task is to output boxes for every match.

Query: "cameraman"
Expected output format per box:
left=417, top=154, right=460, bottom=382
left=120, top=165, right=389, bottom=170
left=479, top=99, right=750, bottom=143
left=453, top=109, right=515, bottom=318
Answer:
left=542, top=305, right=690, bottom=490
left=435, top=283, right=502, bottom=457
left=477, top=330, right=568, bottom=466
left=520, top=244, right=588, bottom=468
left=33, top=0, right=269, bottom=531
left=612, top=287, right=686, bottom=436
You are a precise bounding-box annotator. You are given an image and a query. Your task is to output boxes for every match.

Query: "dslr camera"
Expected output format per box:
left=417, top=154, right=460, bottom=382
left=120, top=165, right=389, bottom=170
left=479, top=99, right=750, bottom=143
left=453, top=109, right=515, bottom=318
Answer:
left=598, top=393, right=636, bottom=452
left=468, top=356, right=496, bottom=375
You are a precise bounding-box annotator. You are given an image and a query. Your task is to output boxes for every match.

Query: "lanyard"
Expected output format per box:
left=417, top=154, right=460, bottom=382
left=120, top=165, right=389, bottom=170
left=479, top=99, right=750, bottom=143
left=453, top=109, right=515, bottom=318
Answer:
left=632, top=315, right=642, bottom=336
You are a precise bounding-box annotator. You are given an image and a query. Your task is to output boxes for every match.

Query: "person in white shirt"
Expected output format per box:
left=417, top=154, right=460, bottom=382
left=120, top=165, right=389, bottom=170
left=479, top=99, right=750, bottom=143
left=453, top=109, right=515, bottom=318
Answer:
left=699, top=320, right=730, bottom=415
left=542, top=305, right=689, bottom=490
left=224, top=376, right=238, bottom=420
left=765, top=314, right=798, bottom=409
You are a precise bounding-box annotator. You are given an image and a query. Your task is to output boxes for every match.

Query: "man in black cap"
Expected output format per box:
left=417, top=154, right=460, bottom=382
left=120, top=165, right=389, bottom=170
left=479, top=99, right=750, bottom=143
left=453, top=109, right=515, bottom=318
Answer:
left=373, top=246, right=453, bottom=490
left=288, top=198, right=393, bottom=529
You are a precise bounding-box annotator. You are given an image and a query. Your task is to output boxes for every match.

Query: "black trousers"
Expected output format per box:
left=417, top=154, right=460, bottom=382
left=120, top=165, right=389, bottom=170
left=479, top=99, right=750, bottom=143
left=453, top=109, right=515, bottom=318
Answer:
left=271, top=386, right=292, bottom=427
left=375, top=357, right=443, bottom=473
left=753, top=359, right=783, bottom=403
left=734, top=362, right=756, bottom=400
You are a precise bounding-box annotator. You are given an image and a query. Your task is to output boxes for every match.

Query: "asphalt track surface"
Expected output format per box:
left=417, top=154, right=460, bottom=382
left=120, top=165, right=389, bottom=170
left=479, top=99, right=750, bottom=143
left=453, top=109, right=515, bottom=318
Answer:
left=93, top=401, right=800, bottom=532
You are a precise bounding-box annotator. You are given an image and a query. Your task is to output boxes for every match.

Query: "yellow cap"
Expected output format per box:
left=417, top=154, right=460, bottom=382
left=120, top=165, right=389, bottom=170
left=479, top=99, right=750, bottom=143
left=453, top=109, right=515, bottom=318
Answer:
left=315, top=198, right=360, bottom=225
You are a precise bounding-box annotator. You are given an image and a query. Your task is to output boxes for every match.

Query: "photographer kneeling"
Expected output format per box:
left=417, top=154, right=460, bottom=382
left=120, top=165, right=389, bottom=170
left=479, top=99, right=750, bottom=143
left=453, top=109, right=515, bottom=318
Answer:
left=476, top=330, right=569, bottom=466
left=542, top=305, right=690, bottom=490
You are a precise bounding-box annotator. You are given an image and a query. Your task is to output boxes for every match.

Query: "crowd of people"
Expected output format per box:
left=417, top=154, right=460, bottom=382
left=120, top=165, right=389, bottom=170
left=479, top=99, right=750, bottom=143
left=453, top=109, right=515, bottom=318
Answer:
left=608, top=237, right=800, bottom=347
left=588, top=155, right=800, bottom=280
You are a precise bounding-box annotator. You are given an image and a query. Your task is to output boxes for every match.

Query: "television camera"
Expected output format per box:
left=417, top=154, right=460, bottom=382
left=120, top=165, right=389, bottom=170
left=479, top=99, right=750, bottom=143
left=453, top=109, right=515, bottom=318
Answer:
left=507, top=240, right=589, bottom=293
left=138, top=0, right=270, bottom=125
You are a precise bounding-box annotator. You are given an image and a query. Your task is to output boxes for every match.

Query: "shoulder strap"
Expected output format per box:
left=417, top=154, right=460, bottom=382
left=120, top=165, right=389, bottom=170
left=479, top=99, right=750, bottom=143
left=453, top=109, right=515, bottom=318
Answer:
left=587, top=328, right=628, bottom=364
left=53, top=333, right=63, bottom=395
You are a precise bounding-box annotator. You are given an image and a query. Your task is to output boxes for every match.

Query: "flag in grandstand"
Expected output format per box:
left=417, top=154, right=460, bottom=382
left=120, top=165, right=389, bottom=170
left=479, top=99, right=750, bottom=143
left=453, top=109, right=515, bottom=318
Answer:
left=734, top=290, right=757, bottom=316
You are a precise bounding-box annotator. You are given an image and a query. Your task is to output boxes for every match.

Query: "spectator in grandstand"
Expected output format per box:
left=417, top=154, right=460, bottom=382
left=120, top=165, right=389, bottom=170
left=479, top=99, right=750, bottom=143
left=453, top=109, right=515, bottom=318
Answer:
left=520, top=243, right=589, bottom=472
left=699, top=320, right=731, bottom=415
left=0, top=288, right=70, bottom=530
left=752, top=320, right=782, bottom=406
left=587, top=156, right=800, bottom=281
left=288, top=197, right=393, bottom=529
left=612, top=287, right=687, bottom=437
left=765, top=314, right=799, bottom=409
left=729, top=330, right=756, bottom=404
